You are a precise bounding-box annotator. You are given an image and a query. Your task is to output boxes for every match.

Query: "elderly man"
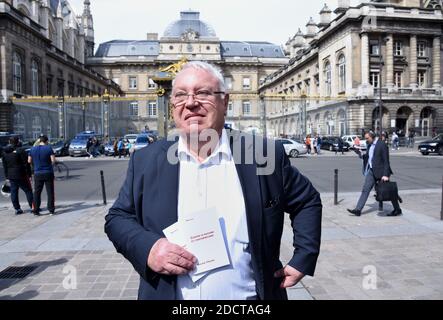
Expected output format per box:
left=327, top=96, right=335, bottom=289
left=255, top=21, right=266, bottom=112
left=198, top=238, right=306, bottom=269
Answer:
left=105, top=61, right=322, bottom=300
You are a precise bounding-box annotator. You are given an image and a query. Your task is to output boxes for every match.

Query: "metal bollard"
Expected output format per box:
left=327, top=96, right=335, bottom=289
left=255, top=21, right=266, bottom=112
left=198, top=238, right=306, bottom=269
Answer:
left=334, top=169, right=338, bottom=205
left=100, top=170, right=107, bottom=205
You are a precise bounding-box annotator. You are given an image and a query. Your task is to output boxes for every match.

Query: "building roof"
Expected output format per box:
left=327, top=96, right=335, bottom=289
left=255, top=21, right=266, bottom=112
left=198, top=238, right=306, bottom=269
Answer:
left=95, top=40, right=284, bottom=59
left=95, top=40, right=160, bottom=57
left=163, top=11, right=217, bottom=39
left=221, top=41, right=285, bottom=58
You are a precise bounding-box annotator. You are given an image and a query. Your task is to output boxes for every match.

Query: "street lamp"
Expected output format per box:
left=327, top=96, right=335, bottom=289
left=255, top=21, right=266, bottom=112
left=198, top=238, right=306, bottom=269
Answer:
left=81, top=100, right=86, bottom=132
left=300, top=91, right=307, bottom=141
left=57, top=94, right=66, bottom=139
left=259, top=93, right=267, bottom=137
left=377, top=34, right=388, bottom=137
left=102, top=89, right=111, bottom=137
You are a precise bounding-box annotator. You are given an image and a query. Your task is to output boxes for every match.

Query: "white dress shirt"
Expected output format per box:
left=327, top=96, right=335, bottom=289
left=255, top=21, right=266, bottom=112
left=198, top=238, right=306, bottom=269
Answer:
left=368, top=138, right=378, bottom=169
left=176, top=129, right=257, bottom=300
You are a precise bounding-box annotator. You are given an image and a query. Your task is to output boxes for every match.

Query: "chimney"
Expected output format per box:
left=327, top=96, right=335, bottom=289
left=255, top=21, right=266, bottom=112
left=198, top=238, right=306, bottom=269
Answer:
left=147, top=33, right=158, bottom=41
left=305, top=17, right=317, bottom=42
left=294, top=28, right=305, bottom=48
left=335, top=0, right=350, bottom=14
left=318, top=3, right=332, bottom=28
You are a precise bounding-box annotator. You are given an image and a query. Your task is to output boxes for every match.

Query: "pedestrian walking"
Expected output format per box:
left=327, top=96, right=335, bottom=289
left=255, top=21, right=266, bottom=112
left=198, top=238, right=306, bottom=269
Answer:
left=335, top=138, right=344, bottom=155
left=91, top=137, right=100, bottom=158
left=305, top=135, right=311, bottom=155
left=353, top=136, right=361, bottom=150
left=391, top=132, right=399, bottom=150
left=117, top=139, right=125, bottom=158
left=408, top=129, right=415, bottom=148
left=347, top=131, right=402, bottom=217
left=86, top=137, right=93, bottom=158
left=316, top=135, right=322, bottom=154
left=312, top=135, right=318, bottom=155
left=113, top=138, right=119, bottom=158
left=28, top=135, right=56, bottom=216
left=2, top=137, right=34, bottom=215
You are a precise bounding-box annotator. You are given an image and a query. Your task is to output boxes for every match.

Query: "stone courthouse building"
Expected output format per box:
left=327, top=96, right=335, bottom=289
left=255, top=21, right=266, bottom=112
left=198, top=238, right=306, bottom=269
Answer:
left=88, top=10, right=289, bottom=135
left=0, top=0, right=120, bottom=140
left=260, top=0, right=443, bottom=138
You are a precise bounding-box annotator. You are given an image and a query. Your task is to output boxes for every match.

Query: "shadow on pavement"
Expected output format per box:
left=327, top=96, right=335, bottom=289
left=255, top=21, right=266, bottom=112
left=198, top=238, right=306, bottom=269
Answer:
left=53, top=202, right=103, bottom=215
left=0, top=258, right=68, bottom=300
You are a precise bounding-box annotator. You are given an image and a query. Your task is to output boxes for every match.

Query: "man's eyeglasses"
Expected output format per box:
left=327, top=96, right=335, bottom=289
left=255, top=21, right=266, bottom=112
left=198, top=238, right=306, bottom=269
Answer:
left=172, top=90, right=225, bottom=104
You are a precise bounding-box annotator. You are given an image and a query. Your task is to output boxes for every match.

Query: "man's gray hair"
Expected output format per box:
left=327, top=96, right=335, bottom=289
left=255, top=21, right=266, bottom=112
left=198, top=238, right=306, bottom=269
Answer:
left=172, top=61, right=226, bottom=92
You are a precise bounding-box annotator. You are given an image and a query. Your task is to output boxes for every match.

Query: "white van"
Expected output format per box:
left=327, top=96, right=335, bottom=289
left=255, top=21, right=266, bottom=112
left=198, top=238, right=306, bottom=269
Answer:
left=124, top=134, right=138, bottom=144
left=342, top=135, right=367, bottom=150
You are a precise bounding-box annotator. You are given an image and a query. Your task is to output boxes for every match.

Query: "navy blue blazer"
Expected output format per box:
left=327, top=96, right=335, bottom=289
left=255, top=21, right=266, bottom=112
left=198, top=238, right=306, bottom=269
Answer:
left=361, top=140, right=393, bottom=179
left=105, top=130, right=322, bottom=300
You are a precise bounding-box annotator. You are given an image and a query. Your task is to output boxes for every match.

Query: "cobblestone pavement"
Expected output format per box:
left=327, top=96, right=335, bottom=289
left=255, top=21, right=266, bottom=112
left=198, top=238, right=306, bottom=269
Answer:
left=0, top=188, right=442, bottom=300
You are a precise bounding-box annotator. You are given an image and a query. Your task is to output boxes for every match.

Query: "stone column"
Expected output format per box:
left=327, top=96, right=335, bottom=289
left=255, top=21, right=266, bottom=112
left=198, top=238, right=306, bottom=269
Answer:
left=410, top=35, right=418, bottom=90
left=361, top=33, right=370, bottom=86
left=386, top=34, right=394, bottom=89
left=432, top=36, right=441, bottom=90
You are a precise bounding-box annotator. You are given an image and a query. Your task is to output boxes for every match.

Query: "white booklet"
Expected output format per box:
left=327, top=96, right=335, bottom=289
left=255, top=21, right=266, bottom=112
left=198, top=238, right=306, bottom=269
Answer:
left=163, top=207, right=230, bottom=282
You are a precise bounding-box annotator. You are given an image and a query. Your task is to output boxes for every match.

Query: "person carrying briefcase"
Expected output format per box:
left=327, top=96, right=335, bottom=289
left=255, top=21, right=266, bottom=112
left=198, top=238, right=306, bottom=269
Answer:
left=375, top=180, right=403, bottom=203
left=348, top=131, right=402, bottom=217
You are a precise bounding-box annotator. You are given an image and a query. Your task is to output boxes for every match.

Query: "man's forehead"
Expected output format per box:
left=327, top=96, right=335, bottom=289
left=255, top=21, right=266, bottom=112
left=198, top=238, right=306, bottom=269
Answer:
left=174, top=69, right=217, bottom=87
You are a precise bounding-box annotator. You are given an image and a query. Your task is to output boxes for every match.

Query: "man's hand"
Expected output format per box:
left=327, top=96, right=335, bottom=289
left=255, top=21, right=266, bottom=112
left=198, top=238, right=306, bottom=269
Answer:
left=274, top=265, right=305, bottom=288
left=147, top=238, right=197, bottom=276
left=381, top=176, right=390, bottom=182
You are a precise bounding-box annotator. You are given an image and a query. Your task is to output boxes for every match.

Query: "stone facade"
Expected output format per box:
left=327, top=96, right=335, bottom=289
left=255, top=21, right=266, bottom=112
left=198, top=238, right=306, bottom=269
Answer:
left=88, top=10, right=289, bottom=136
left=260, top=0, right=443, bottom=139
left=0, top=0, right=120, bottom=140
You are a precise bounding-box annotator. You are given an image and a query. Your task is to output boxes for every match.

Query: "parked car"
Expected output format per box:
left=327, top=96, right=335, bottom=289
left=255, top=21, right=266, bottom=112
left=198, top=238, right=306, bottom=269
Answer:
left=418, top=134, right=443, bottom=155
left=103, top=143, right=115, bottom=156
left=277, top=138, right=308, bottom=158
left=142, top=130, right=159, bottom=141
left=342, top=135, right=367, bottom=150
left=69, top=131, right=101, bottom=157
left=51, top=140, right=70, bottom=157
left=124, top=134, right=138, bottom=144
left=132, top=134, right=152, bottom=153
left=320, top=136, right=350, bottom=152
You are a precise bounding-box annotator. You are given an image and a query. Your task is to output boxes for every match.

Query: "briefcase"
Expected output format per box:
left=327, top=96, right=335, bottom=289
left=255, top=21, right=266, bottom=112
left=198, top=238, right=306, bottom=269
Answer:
left=375, top=181, right=398, bottom=202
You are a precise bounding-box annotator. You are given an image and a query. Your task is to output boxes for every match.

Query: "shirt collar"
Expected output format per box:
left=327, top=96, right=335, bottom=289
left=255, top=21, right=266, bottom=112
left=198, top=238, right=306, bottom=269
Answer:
left=178, top=128, right=232, bottom=164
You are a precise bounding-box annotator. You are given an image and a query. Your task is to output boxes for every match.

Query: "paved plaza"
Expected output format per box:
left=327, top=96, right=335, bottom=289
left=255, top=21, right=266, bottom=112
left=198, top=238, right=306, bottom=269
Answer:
left=0, top=186, right=441, bottom=300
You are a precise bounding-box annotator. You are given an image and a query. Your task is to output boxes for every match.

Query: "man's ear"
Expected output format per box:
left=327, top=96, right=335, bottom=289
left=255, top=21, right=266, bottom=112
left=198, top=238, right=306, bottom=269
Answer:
left=223, top=94, right=230, bottom=115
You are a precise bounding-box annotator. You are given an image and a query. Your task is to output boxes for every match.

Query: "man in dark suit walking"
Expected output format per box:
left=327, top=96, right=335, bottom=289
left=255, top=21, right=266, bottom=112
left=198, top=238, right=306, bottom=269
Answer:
left=348, top=131, right=402, bottom=217
left=105, top=61, right=322, bottom=300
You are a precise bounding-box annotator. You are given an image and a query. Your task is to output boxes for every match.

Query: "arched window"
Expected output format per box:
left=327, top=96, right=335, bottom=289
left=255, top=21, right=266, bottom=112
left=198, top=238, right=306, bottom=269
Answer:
left=32, top=115, right=42, bottom=140
left=325, top=112, right=334, bottom=135
left=13, top=52, right=23, bottom=93
left=338, top=55, right=346, bottom=93
left=13, top=112, right=25, bottom=136
left=337, top=109, right=346, bottom=136
left=324, top=61, right=331, bottom=96
left=31, top=59, right=40, bottom=96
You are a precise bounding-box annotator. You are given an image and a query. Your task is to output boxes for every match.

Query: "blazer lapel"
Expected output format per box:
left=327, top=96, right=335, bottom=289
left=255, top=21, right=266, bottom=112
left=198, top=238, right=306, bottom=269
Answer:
left=156, top=140, right=179, bottom=231
left=228, top=130, right=264, bottom=292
